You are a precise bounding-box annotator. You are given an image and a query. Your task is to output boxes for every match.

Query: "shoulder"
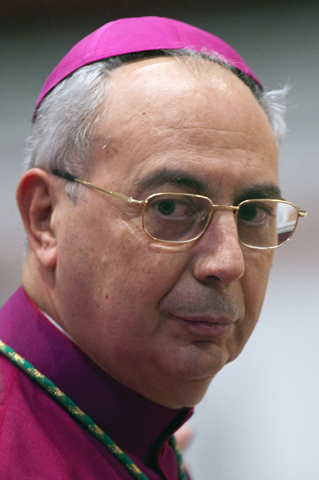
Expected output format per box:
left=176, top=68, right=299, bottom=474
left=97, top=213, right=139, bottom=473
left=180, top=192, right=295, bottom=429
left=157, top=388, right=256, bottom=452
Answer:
left=0, top=357, right=130, bottom=479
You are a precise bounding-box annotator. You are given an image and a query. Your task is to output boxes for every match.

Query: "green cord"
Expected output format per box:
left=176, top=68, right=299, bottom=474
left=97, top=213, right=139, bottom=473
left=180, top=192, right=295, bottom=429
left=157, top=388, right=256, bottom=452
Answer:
left=0, top=339, right=187, bottom=480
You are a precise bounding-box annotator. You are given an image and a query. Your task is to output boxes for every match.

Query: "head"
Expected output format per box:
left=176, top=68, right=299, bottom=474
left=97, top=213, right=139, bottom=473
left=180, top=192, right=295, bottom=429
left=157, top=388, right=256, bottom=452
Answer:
left=16, top=17, right=300, bottom=409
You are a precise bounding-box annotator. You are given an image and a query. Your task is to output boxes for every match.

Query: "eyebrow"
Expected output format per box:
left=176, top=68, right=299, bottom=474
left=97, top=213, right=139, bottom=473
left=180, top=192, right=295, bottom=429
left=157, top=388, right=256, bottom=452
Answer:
left=234, top=184, right=282, bottom=204
left=137, top=169, right=215, bottom=197
left=137, top=168, right=281, bottom=202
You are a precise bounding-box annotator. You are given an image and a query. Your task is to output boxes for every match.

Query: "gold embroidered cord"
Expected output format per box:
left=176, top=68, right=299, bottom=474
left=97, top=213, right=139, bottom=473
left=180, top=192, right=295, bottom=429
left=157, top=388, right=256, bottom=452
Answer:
left=0, top=339, right=187, bottom=480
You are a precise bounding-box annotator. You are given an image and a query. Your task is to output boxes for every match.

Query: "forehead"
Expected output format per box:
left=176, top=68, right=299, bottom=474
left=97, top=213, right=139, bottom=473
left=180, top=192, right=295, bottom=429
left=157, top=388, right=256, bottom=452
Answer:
left=92, top=57, right=278, bottom=197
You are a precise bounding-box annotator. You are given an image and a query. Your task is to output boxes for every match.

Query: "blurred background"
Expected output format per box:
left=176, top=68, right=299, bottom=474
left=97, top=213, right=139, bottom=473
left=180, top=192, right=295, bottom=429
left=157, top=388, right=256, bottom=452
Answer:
left=1, top=1, right=318, bottom=478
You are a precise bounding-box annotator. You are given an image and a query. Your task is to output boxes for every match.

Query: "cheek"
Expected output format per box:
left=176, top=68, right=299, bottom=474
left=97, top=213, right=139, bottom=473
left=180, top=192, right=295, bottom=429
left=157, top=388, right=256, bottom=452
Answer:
left=64, top=244, right=191, bottom=377
left=58, top=208, right=190, bottom=326
left=244, top=249, right=274, bottom=314
left=228, top=250, right=274, bottom=361
left=245, top=250, right=273, bottom=321
left=97, top=245, right=189, bottom=323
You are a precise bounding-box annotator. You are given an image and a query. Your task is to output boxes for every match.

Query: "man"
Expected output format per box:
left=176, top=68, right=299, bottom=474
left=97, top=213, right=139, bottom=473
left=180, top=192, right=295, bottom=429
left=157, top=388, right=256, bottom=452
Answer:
left=0, top=16, right=306, bottom=479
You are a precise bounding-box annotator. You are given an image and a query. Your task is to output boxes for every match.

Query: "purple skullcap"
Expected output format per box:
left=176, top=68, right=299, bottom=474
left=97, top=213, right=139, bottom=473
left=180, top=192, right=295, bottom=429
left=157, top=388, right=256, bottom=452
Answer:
left=34, top=16, right=261, bottom=116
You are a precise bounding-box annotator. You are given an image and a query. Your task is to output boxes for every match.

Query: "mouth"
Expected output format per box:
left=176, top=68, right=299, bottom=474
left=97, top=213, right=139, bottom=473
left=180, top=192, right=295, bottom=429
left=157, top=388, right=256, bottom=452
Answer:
left=170, top=313, right=235, bottom=338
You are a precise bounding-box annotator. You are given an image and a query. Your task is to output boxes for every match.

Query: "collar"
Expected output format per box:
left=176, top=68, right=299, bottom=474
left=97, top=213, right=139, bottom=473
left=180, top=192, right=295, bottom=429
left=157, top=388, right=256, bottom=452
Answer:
left=0, top=286, right=192, bottom=459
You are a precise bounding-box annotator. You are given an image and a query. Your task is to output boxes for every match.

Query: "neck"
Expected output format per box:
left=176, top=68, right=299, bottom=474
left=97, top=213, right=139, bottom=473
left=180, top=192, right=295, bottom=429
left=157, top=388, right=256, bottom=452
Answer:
left=22, top=253, right=58, bottom=323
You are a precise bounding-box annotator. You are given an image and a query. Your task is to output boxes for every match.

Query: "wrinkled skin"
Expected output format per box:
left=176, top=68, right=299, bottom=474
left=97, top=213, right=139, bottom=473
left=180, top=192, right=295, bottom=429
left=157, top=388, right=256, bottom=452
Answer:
left=20, top=57, right=278, bottom=408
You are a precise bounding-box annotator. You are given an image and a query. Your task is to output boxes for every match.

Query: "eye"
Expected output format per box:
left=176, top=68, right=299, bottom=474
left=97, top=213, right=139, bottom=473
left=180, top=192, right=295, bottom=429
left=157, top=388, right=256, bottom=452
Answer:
left=157, top=199, right=177, bottom=216
left=238, top=201, right=275, bottom=226
left=151, top=196, right=196, bottom=219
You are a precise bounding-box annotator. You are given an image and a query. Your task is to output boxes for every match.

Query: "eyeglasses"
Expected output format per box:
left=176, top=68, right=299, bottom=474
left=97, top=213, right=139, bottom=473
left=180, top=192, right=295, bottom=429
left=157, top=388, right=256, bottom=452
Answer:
left=52, top=170, right=306, bottom=250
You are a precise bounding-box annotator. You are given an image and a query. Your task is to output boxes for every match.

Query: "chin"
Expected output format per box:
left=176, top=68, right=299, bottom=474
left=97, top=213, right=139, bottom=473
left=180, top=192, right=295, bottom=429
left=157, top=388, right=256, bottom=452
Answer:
left=158, top=374, right=220, bottom=409
left=175, top=342, right=231, bottom=380
left=164, top=374, right=218, bottom=409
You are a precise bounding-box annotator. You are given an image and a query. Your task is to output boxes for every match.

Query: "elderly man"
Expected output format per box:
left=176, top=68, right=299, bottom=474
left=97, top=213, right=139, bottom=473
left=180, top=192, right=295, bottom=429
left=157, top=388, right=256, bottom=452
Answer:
left=0, top=16, right=306, bottom=480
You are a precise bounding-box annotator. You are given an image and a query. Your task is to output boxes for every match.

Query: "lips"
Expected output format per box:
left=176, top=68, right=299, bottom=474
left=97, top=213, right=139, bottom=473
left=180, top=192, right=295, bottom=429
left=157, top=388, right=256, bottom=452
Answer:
left=170, top=313, right=235, bottom=338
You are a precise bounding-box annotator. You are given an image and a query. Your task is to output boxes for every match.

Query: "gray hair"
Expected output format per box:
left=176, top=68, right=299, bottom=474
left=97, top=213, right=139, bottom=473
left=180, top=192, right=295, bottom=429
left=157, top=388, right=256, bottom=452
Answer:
left=25, top=49, right=288, bottom=179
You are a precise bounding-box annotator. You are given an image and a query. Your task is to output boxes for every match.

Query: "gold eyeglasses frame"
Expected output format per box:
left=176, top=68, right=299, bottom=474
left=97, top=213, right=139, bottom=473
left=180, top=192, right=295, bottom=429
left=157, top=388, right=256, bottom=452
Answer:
left=52, top=170, right=307, bottom=250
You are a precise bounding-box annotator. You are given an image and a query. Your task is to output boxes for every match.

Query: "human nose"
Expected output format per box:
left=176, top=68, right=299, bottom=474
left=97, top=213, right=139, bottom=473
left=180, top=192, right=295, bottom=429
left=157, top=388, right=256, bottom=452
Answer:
left=191, top=210, right=245, bottom=285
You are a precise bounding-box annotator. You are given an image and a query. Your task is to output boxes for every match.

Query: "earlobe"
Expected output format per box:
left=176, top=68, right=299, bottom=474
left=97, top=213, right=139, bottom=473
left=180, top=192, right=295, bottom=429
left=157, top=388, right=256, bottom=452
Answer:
left=16, top=168, right=58, bottom=268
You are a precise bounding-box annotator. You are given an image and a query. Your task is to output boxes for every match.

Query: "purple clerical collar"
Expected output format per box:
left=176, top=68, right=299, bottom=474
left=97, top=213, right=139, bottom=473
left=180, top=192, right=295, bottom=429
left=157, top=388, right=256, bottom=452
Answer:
left=0, top=287, right=192, bottom=457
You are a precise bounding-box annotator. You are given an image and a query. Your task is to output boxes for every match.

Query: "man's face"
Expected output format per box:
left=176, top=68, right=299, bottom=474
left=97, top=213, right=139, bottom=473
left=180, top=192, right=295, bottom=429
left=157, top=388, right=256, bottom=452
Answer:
left=54, top=58, right=278, bottom=408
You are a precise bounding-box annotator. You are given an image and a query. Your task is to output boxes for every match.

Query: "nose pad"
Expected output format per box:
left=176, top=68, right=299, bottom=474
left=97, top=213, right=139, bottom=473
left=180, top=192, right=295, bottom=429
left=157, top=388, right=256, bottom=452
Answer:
left=200, top=211, right=211, bottom=228
left=199, top=205, right=216, bottom=236
left=201, top=213, right=207, bottom=223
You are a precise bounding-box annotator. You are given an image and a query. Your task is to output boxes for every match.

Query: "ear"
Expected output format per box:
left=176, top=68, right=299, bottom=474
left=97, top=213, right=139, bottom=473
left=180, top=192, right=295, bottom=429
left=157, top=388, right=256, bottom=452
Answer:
left=16, top=168, right=59, bottom=268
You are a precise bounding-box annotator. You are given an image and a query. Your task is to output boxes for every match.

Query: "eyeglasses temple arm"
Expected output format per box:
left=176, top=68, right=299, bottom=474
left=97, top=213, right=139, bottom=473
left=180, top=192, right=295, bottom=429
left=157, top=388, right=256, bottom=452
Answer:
left=52, top=169, right=143, bottom=205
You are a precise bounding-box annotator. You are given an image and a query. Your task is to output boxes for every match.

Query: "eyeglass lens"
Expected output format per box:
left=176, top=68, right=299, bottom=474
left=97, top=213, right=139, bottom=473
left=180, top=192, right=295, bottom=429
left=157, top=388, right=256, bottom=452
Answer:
left=237, top=200, right=298, bottom=248
left=143, top=194, right=210, bottom=242
left=143, top=194, right=298, bottom=247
